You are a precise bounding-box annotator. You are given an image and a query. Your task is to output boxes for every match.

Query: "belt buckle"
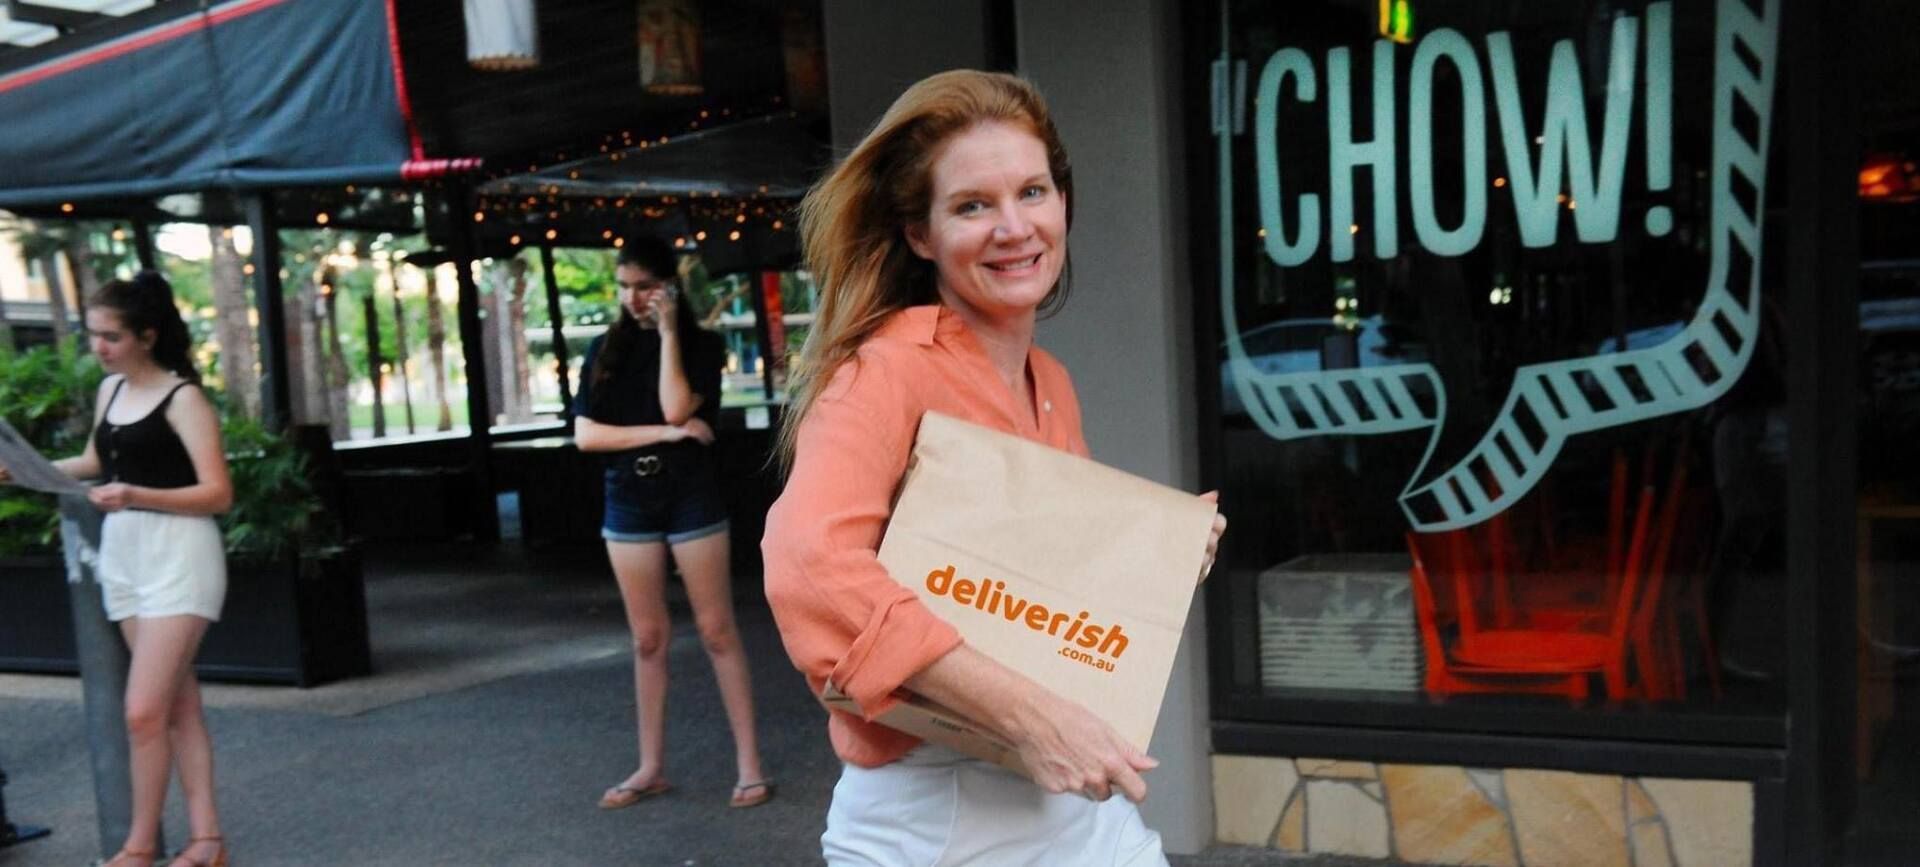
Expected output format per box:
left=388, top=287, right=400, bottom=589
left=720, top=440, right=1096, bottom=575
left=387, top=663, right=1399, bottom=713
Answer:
left=632, top=455, right=663, bottom=477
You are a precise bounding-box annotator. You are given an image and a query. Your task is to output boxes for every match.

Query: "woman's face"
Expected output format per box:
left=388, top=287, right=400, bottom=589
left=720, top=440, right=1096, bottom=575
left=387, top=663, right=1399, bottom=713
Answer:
left=85, top=307, right=153, bottom=374
left=615, top=262, right=671, bottom=326
left=906, top=121, right=1067, bottom=326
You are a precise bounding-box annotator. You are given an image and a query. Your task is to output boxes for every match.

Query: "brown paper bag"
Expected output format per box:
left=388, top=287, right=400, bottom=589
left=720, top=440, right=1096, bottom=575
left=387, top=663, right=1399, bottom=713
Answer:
left=824, top=411, right=1217, bottom=777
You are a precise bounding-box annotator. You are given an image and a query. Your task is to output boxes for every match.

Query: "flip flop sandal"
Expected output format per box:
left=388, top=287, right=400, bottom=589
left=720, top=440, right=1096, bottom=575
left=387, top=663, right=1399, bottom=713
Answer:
left=599, top=778, right=673, bottom=810
left=730, top=779, right=775, bottom=809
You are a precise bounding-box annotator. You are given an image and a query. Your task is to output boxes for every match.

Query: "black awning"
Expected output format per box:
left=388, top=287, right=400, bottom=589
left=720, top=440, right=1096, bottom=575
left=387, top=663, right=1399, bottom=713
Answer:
left=0, top=0, right=420, bottom=208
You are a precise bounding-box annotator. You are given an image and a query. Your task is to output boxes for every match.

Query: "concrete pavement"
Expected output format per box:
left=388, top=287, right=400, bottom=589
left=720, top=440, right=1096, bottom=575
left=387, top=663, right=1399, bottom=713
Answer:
left=0, top=542, right=1351, bottom=866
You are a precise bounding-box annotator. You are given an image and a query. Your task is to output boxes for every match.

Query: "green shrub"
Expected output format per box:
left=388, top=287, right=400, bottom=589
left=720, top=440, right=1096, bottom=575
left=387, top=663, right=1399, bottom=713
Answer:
left=0, top=346, right=335, bottom=560
left=219, top=414, right=335, bottom=560
left=0, top=343, right=101, bottom=556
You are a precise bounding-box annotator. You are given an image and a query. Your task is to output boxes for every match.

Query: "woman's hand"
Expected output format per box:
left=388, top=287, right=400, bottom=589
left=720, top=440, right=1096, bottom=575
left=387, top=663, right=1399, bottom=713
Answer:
left=88, top=482, right=136, bottom=512
left=649, top=285, right=680, bottom=334
left=1198, top=491, right=1227, bottom=583
left=678, top=417, right=715, bottom=445
left=1009, top=691, right=1159, bottom=803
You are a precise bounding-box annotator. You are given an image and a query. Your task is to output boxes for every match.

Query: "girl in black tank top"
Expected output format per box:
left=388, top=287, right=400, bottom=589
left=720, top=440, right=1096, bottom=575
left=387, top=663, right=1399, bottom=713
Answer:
left=15, top=272, right=238, bottom=867
left=96, top=378, right=200, bottom=492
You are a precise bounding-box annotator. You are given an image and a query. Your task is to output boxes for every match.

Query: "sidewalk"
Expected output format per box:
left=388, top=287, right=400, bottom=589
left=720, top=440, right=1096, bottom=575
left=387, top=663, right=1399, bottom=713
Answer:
left=0, top=542, right=1341, bottom=866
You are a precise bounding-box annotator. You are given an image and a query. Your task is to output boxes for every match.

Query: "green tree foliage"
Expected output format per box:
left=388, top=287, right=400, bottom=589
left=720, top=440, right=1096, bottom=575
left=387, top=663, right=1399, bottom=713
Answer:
left=0, top=343, right=100, bottom=554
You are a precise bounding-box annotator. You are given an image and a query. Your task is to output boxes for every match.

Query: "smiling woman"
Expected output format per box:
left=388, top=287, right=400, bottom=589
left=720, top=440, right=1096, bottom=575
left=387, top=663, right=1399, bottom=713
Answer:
left=760, top=69, right=1226, bottom=866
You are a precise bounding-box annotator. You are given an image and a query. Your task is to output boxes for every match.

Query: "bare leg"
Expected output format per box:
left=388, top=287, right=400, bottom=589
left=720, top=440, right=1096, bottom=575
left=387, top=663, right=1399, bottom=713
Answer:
left=605, top=540, right=673, bottom=796
left=166, top=674, right=223, bottom=865
left=671, top=531, right=766, bottom=788
left=116, top=615, right=210, bottom=862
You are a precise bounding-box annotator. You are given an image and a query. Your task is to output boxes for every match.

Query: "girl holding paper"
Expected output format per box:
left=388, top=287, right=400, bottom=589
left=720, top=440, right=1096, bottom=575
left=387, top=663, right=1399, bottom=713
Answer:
left=763, top=70, right=1226, bottom=865
left=0, top=272, right=234, bottom=867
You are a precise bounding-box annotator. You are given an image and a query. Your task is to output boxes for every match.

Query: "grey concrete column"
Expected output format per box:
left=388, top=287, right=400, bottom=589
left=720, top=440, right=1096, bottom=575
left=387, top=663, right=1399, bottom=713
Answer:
left=59, top=496, right=138, bottom=858
left=1017, top=0, right=1214, bottom=853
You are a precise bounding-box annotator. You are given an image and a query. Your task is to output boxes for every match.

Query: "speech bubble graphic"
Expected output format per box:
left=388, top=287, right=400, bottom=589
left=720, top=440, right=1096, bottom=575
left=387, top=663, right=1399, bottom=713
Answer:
left=1218, top=0, right=1780, bottom=532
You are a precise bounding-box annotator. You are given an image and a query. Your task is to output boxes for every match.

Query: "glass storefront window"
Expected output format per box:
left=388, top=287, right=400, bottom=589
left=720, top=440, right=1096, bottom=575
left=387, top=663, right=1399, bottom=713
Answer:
left=1847, top=14, right=1920, bottom=853
left=1208, top=0, right=1792, bottom=729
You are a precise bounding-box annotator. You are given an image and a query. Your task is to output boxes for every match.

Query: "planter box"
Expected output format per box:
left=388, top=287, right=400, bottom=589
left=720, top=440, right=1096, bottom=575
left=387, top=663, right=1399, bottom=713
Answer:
left=0, top=549, right=370, bottom=688
left=198, top=548, right=371, bottom=687
left=0, top=554, right=76, bottom=673
left=1257, top=553, right=1422, bottom=693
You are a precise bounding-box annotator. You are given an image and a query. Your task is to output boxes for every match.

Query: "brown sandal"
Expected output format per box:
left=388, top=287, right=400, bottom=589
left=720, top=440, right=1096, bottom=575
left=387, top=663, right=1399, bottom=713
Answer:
left=166, top=835, right=228, bottom=867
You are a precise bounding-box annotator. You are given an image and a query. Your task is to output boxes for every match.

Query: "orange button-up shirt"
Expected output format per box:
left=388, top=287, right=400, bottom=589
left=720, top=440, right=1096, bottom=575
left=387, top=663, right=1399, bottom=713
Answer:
left=762, top=304, right=1089, bottom=768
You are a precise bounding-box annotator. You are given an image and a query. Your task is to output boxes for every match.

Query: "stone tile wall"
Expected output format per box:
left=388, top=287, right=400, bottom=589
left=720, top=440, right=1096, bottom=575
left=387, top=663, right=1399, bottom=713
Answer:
left=1212, top=755, right=1752, bottom=866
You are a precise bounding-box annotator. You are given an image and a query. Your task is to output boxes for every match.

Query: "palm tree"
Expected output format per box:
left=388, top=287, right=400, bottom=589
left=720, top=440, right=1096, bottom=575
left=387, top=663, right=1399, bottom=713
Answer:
left=209, top=226, right=260, bottom=418
left=426, top=267, right=452, bottom=431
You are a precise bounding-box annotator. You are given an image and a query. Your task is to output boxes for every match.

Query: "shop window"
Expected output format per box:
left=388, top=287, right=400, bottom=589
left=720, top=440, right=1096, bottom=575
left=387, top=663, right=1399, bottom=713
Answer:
left=1847, top=11, right=1920, bottom=852
left=1206, top=0, right=1792, bottom=732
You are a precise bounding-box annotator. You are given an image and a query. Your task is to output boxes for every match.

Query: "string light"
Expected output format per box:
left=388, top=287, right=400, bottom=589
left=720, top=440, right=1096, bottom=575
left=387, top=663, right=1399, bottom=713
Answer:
left=59, top=202, right=74, bottom=213
left=728, top=230, right=741, bottom=241
left=545, top=229, right=558, bottom=240
left=316, top=213, right=330, bottom=225
left=509, top=234, right=522, bottom=245
left=474, top=211, right=486, bottom=222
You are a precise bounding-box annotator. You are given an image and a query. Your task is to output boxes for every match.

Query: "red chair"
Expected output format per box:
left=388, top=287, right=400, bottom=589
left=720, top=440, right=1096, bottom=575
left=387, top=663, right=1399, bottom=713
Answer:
left=1405, top=447, right=1689, bottom=702
left=1406, top=530, right=1591, bottom=699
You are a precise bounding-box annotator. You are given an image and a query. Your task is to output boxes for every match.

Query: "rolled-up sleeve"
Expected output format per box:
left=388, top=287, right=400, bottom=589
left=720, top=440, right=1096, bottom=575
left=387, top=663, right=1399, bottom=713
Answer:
left=761, top=358, right=963, bottom=720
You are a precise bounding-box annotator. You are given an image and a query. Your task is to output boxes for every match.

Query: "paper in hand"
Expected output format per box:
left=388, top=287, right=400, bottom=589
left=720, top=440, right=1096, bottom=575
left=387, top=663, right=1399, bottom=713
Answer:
left=0, top=418, right=87, bottom=496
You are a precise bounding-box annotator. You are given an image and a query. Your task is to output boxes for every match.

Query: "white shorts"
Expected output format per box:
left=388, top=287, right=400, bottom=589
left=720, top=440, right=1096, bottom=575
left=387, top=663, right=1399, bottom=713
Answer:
left=96, top=510, right=226, bottom=622
left=821, top=744, right=1168, bottom=867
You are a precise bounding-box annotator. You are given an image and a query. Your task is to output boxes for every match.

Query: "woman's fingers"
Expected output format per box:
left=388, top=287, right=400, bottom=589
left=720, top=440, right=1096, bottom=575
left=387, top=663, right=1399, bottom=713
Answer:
left=1016, top=697, right=1156, bottom=804
left=1111, top=763, right=1149, bottom=804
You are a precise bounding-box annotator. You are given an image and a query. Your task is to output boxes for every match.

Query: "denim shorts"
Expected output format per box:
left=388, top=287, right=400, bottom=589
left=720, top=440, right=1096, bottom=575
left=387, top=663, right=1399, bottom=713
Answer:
left=601, top=454, right=730, bottom=545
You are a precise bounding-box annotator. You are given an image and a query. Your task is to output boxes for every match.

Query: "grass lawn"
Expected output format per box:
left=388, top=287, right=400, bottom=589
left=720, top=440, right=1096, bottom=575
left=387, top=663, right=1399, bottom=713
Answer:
left=348, top=401, right=467, bottom=433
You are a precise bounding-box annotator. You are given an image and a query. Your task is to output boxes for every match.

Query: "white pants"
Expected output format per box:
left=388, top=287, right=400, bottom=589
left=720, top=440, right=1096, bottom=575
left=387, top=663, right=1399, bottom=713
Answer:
left=821, top=744, right=1168, bottom=867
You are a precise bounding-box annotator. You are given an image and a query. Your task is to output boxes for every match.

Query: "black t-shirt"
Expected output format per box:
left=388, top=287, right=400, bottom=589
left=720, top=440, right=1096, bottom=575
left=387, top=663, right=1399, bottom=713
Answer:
left=573, top=325, right=727, bottom=465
